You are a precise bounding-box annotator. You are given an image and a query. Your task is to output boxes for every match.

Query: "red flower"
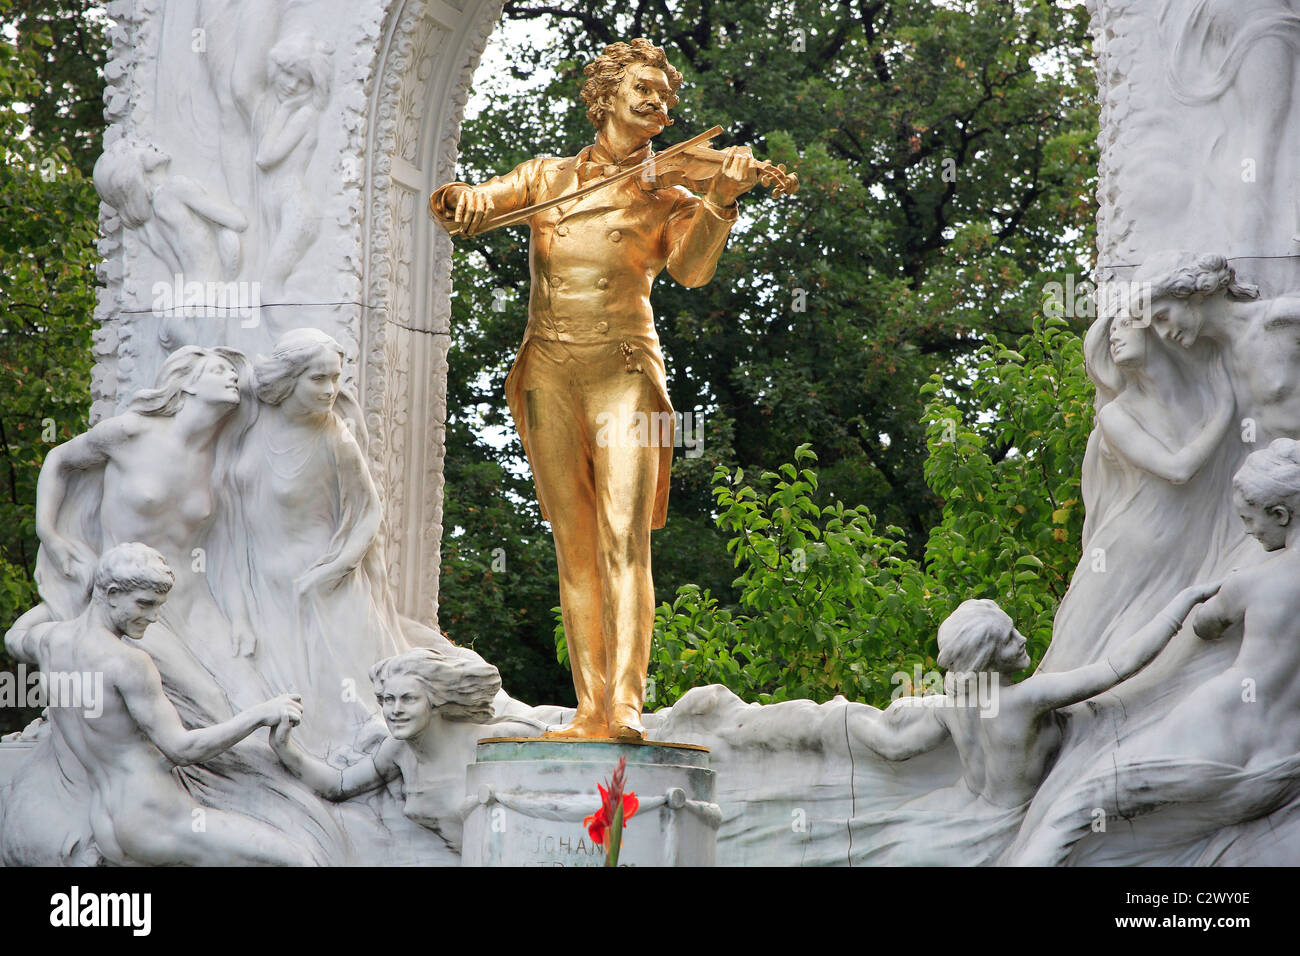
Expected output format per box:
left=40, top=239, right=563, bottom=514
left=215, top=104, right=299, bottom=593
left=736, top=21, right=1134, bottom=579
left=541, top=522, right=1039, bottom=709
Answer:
left=584, top=758, right=639, bottom=848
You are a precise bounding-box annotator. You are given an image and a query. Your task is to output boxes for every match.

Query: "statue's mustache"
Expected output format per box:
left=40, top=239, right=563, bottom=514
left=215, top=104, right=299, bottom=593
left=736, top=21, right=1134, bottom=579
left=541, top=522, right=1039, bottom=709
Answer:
left=633, top=103, right=671, bottom=124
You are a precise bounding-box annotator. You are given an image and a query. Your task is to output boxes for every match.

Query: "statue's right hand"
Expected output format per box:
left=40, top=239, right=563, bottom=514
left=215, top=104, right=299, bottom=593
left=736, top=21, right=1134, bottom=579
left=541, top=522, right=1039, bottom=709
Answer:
left=452, top=186, right=494, bottom=236
left=262, top=693, right=303, bottom=729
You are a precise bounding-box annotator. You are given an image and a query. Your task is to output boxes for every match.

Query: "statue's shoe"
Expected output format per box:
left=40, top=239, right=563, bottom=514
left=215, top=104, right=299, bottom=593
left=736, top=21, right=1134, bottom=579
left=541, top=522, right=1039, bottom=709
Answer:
left=609, top=707, right=645, bottom=742
left=542, top=713, right=608, bottom=739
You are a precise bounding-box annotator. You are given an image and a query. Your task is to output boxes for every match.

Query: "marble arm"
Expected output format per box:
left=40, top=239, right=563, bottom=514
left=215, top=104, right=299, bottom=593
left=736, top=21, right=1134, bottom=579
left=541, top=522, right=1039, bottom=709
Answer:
left=254, top=106, right=314, bottom=171
left=173, top=177, right=248, bottom=231
left=317, top=436, right=384, bottom=580
left=3, top=605, right=52, bottom=663
left=847, top=699, right=950, bottom=761
left=664, top=193, right=738, bottom=288
left=34, top=423, right=118, bottom=548
left=1191, top=574, right=1244, bottom=641
left=1097, top=399, right=1233, bottom=485
left=119, top=654, right=285, bottom=766
left=271, top=725, right=397, bottom=800
left=1024, top=583, right=1218, bottom=713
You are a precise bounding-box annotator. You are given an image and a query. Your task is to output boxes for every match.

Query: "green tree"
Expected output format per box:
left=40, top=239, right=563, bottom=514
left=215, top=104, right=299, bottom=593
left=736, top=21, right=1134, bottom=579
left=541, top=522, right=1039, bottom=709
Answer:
left=0, top=0, right=104, bottom=731
left=6, top=0, right=108, bottom=178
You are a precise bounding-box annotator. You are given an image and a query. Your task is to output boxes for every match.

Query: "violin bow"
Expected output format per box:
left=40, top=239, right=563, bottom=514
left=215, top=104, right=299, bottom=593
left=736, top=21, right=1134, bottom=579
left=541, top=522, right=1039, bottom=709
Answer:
left=435, top=125, right=726, bottom=237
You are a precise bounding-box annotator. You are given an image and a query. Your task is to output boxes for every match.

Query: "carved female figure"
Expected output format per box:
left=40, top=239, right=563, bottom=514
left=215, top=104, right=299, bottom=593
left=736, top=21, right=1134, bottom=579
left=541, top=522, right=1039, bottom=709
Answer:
left=1010, top=438, right=1300, bottom=865
left=206, top=328, right=390, bottom=750
left=849, top=585, right=1215, bottom=865
left=93, top=141, right=247, bottom=281
left=271, top=648, right=538, bottom=852
left=254, top=35, right=331, bottom=296
left=1140, top=251, right=1300, bottom=448
left=1041, top=307, right=1236, bottom=670
left=34, top=346, right=257, bottom=718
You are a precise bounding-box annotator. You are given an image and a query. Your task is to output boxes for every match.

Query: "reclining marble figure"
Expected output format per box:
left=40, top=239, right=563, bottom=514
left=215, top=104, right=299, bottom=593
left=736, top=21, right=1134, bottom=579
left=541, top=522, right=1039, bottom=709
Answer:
left=270, top=647, right=545, bottom=851
left=847, top=583, right=1218, bottom=864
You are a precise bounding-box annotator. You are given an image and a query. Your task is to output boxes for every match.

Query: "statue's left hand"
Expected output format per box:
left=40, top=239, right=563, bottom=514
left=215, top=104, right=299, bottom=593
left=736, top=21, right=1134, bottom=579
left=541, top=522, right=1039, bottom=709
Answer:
left=704, top=145, right=759, bottom=207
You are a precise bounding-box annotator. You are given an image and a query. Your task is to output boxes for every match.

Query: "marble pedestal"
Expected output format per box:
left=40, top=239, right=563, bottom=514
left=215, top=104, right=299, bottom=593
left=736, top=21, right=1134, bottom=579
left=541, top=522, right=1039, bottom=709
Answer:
left=461, top=739, right=719, bottom=867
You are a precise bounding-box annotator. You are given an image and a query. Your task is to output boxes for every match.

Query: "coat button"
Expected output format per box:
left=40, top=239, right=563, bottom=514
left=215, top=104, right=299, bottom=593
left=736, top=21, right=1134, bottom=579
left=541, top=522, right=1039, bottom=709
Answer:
left=596, top=278, right=609, bottom=290
left=549, top=276, right=561, bottom=288
left=556, top=225, right=569, bottom=237
left=596, top=321, right=609, bottom=333
left=555, top=322, right=567, bottom=333
left=608, top=230, right=621, bottom=242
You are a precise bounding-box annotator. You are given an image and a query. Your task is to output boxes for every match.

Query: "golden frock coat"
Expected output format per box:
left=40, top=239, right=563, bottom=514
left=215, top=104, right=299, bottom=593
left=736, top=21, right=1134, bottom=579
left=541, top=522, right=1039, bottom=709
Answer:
left=431, top=144, right=738, bottom=528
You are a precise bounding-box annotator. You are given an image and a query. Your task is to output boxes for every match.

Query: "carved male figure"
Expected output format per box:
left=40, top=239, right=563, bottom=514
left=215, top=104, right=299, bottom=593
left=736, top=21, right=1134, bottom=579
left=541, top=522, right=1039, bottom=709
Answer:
left=429, top=39, right=759, bottom=738
left=5, top=543, right=310, bottom=866
left=1140, top=251, right=1300, bottom=444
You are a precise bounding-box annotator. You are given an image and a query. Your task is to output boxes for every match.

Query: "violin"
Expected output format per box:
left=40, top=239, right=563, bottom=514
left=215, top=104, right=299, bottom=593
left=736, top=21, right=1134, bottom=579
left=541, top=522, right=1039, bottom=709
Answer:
left=642, top=141, right=799, bottom=198
left=437, top=125, right=799, bottom=236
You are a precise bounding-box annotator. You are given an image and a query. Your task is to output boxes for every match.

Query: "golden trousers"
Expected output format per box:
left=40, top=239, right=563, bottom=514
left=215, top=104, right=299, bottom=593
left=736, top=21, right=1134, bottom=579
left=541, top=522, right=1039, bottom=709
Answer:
left=517, top=337, right=667, bottom=728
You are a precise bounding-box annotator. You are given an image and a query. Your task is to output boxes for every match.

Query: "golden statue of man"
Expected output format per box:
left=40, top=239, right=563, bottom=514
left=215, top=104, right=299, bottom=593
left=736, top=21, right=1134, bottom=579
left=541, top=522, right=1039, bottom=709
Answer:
left=430, top=38, right=758, bottom=739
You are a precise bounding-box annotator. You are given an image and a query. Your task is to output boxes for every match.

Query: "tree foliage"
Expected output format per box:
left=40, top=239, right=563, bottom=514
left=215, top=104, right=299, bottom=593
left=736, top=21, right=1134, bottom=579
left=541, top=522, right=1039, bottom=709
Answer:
left=649, top=315, right=1094, bottom=709
left=0, top=0, right=104, bottom=730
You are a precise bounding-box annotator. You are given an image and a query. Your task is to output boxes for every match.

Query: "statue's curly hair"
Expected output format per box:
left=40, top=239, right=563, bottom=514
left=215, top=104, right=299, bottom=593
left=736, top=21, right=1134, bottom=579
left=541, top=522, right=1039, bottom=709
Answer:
left=580, top=38, right=682, bottom=128
left=1234, top=438, right=1300, bottom=512
left=1137, top=251, right=1260, bottom=304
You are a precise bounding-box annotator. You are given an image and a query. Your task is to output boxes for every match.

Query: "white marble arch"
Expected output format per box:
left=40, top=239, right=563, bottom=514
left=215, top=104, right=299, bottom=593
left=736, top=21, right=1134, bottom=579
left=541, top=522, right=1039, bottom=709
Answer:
left=92, top=0, right=506, bottom=626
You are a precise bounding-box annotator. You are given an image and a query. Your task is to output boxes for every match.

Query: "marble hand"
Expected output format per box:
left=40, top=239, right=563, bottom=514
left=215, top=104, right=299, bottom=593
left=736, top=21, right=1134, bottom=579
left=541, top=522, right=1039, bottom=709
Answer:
left=258, top=693, right=304, bottom=730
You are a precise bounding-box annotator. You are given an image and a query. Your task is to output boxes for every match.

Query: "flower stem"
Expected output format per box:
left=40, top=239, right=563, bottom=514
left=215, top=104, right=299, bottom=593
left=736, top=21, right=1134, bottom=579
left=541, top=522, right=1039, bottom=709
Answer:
left=606, top=803, right=624, bottom=867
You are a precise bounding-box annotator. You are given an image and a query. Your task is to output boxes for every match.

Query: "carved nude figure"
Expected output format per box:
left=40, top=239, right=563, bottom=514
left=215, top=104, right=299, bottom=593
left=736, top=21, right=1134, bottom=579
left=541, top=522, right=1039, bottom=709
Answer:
left=5, top=543, right=309, bottom=866
left=270, top=648, right=539, bottom=851
left=1010, top=438, right=1300, bottom=864
left=1140, top=252, right=1300, bottom=444
left=849, top=584, right=1217, bottom=863
left=35, top=346, right=256, bottom=718
left=254, top=35, right=331, bottom=296
left=93, top=141, right=247, bottom=281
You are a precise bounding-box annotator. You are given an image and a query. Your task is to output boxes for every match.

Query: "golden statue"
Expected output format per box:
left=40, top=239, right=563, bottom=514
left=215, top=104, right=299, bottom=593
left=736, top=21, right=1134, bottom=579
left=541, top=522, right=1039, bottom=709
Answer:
left=429, top=38, right=797, bottom=740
